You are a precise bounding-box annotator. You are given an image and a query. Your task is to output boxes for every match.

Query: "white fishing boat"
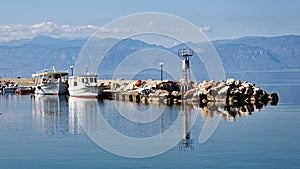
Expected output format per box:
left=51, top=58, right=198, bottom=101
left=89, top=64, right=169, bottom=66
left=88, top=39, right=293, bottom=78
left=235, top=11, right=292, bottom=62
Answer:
left=32, top=69, right=69, bottom=95
left=68, top=73, right=100, bottom=98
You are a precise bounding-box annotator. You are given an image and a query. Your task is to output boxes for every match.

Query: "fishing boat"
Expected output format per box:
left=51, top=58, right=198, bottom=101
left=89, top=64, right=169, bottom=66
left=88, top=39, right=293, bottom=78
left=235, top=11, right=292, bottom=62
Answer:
left=68, top=72, right=100, bottom=98
left=32, top=69, right=69, bottom=95
left=2, top=81, right=19, bottom=94
left=3, top=86, right=18, bottom=94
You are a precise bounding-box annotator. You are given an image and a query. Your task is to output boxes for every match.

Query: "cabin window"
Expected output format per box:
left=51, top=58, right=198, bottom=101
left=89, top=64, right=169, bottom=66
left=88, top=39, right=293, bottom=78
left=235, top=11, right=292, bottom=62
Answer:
left=94, top=78, right=97, bottom=83
left=54, top=74, right=61, bottom=79
left=74, top=78, right=77, bottom=86
left=81, top=78, right=84, bottom=83
left=90, top=77, right=94, bottom=83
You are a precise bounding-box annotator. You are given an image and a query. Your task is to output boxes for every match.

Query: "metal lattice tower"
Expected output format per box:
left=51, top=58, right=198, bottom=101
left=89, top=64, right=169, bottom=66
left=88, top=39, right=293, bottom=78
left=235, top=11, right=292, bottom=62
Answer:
left=178, top=48, right=193, bottom=93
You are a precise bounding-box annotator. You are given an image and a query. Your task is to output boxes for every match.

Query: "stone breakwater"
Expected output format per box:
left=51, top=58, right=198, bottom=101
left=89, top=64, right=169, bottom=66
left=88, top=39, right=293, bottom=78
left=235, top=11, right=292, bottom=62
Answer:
left=103, top=78, right=279, bottom=106
left=102, top=78, right=279, bottom=122
left=188, top=78, right=279, bottom=106
left=192, top=78, right=279, bottom=122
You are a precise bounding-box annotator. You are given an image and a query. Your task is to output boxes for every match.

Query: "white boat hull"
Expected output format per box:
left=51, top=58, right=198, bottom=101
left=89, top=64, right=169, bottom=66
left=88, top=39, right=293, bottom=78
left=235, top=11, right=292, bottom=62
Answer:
left=69, top=86, right=100, bottom=98
left=34, top=82, right=68, bottom=95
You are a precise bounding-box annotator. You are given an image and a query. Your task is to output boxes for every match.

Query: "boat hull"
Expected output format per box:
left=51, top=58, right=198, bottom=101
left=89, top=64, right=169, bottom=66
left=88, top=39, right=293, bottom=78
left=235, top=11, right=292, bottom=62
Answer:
left=3, top=87, right=18, bottom=94
left=69, top=86, right=100, bottom=98
left=33, top=82, right=68, bottom=95
left=15, top=87, right=34, bottom=95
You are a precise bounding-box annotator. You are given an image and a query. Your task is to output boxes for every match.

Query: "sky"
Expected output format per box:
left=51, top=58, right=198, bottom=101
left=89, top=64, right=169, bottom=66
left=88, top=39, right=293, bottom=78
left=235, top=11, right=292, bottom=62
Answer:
left=0, top=0, right=299, bottom=41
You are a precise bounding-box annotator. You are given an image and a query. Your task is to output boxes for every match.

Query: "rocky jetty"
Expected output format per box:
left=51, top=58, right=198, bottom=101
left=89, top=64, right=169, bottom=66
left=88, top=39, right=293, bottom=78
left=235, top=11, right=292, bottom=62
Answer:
left=103, top=78, right=279, bottom=107
left=100, top=78, right=279, bottom=123
left=185, top=78, right=279, bottom=106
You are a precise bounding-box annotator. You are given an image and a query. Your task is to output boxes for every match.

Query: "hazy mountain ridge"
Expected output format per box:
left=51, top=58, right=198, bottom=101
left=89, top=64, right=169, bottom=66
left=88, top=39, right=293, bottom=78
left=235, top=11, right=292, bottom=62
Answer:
left=214, top=42, right=288, bottom=72
left=214, top=35, right=300, bottom=69
left=0, top=35, right=299, bottom=78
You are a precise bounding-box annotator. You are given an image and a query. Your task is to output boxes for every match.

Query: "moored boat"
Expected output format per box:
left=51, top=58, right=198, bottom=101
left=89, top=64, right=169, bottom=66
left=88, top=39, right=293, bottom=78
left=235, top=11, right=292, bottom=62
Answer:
left=2, top=81, right=19, bottom=94
left=3, top=86, right=18, bottom=94
left=68, top=73, right=100, bottom=98
left=32, top=69, right=69, bottom=95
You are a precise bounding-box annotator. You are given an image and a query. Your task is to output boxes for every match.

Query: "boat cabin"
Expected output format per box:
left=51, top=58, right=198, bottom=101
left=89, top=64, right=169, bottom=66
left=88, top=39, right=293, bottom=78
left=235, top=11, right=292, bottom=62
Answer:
left=32, top=71, right=69, bottom=86
left=69, top=74, right=98, bottom=87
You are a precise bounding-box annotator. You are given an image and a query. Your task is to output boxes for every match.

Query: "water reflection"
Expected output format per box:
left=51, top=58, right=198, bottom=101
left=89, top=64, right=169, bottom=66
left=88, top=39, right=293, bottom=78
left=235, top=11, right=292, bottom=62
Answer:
left=31, top=93, right=276, bottom=154
left=101, top=101, right=183, bottom=137
left=31, top=95, right=81, bottom=138
left=179, top=102, right=195, bottom=151
left=68, top=97, right=99, bottom=135
left=198, top=98, right=276, bottom=122
left=70, top=97, right=199, bottom=157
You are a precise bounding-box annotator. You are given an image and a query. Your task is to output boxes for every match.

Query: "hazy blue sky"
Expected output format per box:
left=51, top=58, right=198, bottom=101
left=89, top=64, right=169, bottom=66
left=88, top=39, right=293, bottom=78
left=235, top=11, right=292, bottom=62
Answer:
left=0, top=0, right=299, bottom=40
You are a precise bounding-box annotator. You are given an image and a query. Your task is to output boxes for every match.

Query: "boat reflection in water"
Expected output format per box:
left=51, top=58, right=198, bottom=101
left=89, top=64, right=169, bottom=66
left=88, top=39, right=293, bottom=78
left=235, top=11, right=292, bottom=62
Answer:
left=70, top=97, right=198, bottom=157
left=31, top=95, right=81, bottom=138
left=69, top=97, right=99, bottom=135
left=32, top=93, right=276, bottom=155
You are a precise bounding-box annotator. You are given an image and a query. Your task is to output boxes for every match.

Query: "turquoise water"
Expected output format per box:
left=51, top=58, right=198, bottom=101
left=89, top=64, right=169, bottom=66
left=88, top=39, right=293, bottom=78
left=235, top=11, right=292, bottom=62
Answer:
left=0, top=72, right=299, bottom=169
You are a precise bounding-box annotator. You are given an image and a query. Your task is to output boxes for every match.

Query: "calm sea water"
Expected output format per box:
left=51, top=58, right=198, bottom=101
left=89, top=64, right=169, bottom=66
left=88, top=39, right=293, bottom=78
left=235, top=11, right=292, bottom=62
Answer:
left=0, top=72, right=299, bottom=169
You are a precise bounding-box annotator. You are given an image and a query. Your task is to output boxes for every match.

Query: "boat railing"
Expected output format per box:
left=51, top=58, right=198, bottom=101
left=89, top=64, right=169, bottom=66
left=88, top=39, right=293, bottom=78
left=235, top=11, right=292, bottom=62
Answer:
left=34, top=69, right=48, bottom=75
left=34, top=69, right=68, bottom=75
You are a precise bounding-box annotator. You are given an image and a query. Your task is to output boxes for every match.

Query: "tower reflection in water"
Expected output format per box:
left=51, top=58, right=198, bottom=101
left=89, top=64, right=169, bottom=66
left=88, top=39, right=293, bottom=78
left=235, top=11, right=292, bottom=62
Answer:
left=31, top=95, right=81, bottom=138
left=179, top=102, right=196, bottom=151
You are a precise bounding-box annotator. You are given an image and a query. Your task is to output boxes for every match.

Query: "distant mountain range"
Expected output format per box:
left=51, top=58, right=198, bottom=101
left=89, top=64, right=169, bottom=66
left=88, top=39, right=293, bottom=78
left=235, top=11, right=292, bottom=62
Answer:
left=0, top=35, right=299, bottom=80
